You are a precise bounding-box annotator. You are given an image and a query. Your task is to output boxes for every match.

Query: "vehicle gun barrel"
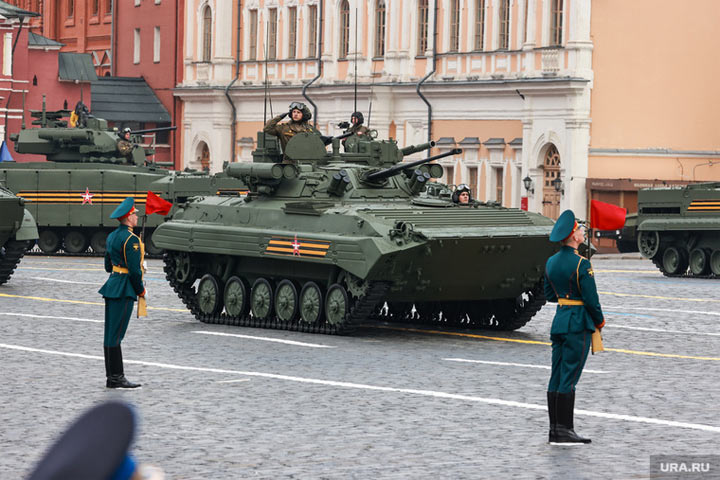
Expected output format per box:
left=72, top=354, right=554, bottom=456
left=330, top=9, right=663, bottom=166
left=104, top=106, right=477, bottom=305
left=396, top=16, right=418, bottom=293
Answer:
left=365, top=148, right=462, bottom=182
left=400, top=141, right=436, bottom=156
left=320, top=131, right=354, bottom=146
left=132, top=126, right=178, bottom=135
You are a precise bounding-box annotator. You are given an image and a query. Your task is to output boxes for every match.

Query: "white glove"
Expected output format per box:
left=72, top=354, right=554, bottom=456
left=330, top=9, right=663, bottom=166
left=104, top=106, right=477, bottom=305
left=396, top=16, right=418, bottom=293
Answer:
left=142, top=260, right=148, bottom=271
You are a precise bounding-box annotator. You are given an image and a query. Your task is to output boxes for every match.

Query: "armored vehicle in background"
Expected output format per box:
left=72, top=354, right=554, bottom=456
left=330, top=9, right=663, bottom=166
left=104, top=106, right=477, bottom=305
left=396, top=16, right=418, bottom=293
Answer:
left=0, top=183, right=38, bottom=285
left=594, top=213, right=638, bottom=253
left=154, top=132, right=557, bottom=335
left=1, top=102, right=246, bottom=255
left=636, top=182, right=720, bottom=276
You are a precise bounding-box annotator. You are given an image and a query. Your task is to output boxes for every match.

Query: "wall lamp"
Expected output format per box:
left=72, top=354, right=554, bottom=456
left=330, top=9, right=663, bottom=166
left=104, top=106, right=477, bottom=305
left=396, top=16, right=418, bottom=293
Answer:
left=522, top=175, right=534, bottom=195
left=552, top=175, right=564, bottom=195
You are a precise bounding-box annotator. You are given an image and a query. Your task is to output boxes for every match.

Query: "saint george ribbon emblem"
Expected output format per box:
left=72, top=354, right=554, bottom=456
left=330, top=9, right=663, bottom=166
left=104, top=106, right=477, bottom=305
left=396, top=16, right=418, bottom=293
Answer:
left=265, top=236, right=331, bottom=258
left=292, top=235, right=301, bottom=256
left=81, top=187, right=94, bottom=205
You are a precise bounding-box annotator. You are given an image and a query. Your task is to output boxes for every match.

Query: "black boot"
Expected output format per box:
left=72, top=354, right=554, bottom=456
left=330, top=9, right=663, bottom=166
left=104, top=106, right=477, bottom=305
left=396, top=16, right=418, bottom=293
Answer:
left=103, top=346, right=111, bottom=378
left=551, top=392, right=590, bottom=444
left=106, top=345, right=141, bottom=389
left=547, top=391, right=558, bottom=442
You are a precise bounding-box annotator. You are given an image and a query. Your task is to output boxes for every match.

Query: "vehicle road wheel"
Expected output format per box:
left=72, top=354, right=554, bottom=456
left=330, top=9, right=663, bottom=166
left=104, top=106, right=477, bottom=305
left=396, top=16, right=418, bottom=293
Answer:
left=224, top=276, right=249, bottom=318
left=662, top=246, right=688, bottom=275
left=710, top=250, right=720, bottom=276
left=324, top=284, right=349, bottom=325
left=299, top=281, right=324, bottom=324
left=90, top=230, right=108, bottom=254
left=689, top=248, right=710, bottom=276
left=250, top=278, right=274, bottom=320
left=145, top=231, right=163, bottom=255
left=63, top=230, right=89, bottom=254
left=173, top=252, right=194, bottom=284
left=38, top=230, right=60, bottom=254
left=197, top=274, right=223, bottom=316
left=275, top=280, right=299, bottom=322
left=637, top=230, right=660, bottom=258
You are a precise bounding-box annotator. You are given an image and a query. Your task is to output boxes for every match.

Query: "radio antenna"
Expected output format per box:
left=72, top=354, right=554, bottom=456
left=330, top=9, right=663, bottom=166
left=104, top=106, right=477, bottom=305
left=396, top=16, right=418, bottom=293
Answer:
left=354, top=8, right=358, bottom=113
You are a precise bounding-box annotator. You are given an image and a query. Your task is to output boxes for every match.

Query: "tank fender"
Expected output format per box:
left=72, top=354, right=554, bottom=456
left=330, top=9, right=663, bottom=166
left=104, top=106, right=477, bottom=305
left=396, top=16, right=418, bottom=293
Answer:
left=15, top=209, right=39, bottom=241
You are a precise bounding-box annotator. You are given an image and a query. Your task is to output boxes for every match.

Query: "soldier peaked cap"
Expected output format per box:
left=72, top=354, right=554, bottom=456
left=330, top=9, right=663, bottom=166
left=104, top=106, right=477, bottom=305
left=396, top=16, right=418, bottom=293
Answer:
left=549, top=209, right=579, bottom=242
left=110, top=197, right=138, bottom=219
left=27, top=401, right=138, bottom=480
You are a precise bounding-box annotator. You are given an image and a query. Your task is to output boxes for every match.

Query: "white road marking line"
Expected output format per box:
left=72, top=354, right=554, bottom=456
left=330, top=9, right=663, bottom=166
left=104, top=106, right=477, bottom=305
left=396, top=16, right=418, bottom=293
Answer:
left=217, top=379, right=251, bottom=384
left=608, top=325, right=720, bottom=336
left=2, top=343, right=718, bottom=434
left=30, top=276, right=97, bottom=285
left=192, top=331, right=336, bottom=349
left=443, top=358, right=610, bottom=373
left=603, top=305, right=720, bottom=317
left=0, top=312, right=101, bottom=323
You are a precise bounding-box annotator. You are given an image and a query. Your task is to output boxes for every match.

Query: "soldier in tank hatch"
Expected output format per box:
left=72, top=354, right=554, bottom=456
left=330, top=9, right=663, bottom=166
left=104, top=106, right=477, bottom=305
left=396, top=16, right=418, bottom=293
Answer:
left=452, top=184, right=472, bottom=205
left=263, top=102, right=320, bottom=156
left=98, top=197, right=146, bottom=389
left=544, top=210, right=605, bottom=445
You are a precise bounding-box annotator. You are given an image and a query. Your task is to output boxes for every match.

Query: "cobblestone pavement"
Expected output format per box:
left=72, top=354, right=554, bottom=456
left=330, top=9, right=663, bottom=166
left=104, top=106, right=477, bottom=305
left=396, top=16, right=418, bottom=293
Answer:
left=1, top=254, right=719, bottom=479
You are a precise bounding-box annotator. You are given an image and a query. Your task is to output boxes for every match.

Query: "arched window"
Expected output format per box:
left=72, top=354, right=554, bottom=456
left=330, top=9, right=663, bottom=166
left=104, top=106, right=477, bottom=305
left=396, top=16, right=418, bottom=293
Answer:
left=202, top=6, right=212, bottom=62
left=551, top=0, right=563, bottom=46
left=339, top=0, right=350, bottom=59
left=498, top=0, right=510, bottom=50
left=374, top=1, right=386, bottom=57
left=417, top=0, right=429, bottom=55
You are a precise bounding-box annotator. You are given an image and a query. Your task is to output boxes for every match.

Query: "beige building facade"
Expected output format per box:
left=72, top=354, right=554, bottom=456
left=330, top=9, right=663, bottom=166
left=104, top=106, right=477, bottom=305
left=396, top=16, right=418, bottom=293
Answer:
left=177, top=0, right=719, bottom=220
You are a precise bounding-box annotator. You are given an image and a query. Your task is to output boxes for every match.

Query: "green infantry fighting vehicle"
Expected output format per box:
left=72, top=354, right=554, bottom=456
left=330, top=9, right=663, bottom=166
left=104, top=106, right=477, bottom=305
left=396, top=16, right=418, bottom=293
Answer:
left=153, top=132, right=557, bottom=334
left=636, top=182, right=720, bottom=277
left=594, top=213, right=638, bottom=253
left=1, top=102, right=246, bottom=255
left=0, top=183, right=38, bottom=285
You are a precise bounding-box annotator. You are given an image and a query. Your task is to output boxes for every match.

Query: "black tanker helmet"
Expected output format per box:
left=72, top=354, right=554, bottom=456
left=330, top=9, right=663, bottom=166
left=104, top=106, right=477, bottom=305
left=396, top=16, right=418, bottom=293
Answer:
left=452, top=184, right=472, bottom=203
left=288, top=102, right=312, bottom=122
left=351, top=111, right=364, bottom=125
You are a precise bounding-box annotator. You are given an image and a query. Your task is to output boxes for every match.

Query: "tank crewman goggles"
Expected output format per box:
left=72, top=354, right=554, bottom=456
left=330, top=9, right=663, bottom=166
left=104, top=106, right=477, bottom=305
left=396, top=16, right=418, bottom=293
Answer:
left=289, top=102, right=306, bottom=111
left=456, top=184, right=471, bottom=193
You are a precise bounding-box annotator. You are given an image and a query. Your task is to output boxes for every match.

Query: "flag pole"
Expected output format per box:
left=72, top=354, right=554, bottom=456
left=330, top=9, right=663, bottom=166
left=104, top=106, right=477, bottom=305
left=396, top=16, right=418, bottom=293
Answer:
left=586, top=190, right=592, bottom=260
left=140, top=213, right=147, bottom=243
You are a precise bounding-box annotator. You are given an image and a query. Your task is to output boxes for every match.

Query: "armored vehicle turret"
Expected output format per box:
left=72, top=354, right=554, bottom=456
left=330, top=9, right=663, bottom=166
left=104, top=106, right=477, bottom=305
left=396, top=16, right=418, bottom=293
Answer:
left=0, top=183, right=38, bottom=285
left=636, top=182, right=720, bottom=276
left=154, top=132, right=557, bottom=335
left=1, top=101, right=246, bottom=255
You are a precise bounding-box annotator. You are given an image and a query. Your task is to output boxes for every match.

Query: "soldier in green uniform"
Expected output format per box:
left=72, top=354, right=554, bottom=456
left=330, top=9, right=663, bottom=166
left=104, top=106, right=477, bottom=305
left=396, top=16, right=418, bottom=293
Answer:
left=544, top=209, right=605, bottom=444
left=98, top=197, right=146, bottom=389
left=264, top=102, right=320, bottom=157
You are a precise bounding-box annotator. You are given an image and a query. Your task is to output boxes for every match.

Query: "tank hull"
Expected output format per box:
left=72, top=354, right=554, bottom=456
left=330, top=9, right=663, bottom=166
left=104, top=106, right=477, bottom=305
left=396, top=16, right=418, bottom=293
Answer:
left=0, top=186, right=38, bottom=285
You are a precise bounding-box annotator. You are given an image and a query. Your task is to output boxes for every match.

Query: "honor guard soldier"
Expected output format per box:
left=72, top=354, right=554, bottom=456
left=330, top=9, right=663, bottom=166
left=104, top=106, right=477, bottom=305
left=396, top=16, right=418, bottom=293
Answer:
left=99, top=197, right=146, bottom=389
left=263, top=102, right=320, bottom=156
left=544, top=210, right=605, bottom=445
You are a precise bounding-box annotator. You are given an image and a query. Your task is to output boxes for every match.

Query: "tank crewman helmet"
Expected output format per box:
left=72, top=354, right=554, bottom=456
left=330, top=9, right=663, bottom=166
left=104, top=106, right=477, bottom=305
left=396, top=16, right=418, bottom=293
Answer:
left=350, top=111, right=364, bottom=125
left=110, top=197, right=139, bottom=220
left=27, top=401, right=139, bottom=480
left=451, top=184, right=472, bottom=203
left=288, top=101, right=312, bottom=122
left=549, top=209, right=580, bottom=242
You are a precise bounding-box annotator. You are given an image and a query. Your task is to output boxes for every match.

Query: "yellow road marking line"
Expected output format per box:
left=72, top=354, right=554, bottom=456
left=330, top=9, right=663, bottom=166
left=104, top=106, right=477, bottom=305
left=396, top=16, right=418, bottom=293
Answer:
left=599, top=291, right=720, bottom=303
left=374, top=326, right=720, bottom=361
left=594, top=269, right=661, bottom=274
left=18, top=266, right=106, bottom=272
left=0, top=293, right=187, bottom=312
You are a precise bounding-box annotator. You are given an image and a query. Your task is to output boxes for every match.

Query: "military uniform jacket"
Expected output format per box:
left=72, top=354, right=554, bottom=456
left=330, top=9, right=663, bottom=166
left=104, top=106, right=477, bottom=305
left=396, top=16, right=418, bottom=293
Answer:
left=264, top=115, right=320, bottom=150
left=544, top=246, right=605, bottom=334
left=347, top=124, right=369, bottom=136
left=98, top=225, right=144, bottom=299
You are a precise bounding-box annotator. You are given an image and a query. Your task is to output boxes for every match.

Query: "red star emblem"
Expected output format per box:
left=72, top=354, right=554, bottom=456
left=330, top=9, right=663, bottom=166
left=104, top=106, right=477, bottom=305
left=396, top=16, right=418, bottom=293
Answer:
left=292, top=235, right=301, bottom=256
left=81, top=187, right=94, bottom=205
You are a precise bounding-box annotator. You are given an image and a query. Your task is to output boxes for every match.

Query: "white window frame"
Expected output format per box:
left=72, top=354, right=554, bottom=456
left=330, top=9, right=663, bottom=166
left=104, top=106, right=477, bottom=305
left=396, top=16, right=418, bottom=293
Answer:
left=133, top=28, right=140, bottom=64
left=153, top=26, right=160, bottom=63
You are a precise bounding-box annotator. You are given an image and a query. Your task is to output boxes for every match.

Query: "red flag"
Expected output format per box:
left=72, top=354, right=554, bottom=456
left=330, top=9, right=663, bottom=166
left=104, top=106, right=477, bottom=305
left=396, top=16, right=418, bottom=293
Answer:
left=590, top=199, right=626, bottom=230
left=145, top=191, right=173, bottom=216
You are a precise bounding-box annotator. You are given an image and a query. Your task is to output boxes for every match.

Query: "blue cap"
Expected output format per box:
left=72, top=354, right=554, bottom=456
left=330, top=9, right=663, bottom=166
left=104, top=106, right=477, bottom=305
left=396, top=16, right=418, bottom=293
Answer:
left=28, top=401, right=137, bottom=480
left=110, top=197, right=137, bottom=219
left=549, top=209, right=578, bottom=242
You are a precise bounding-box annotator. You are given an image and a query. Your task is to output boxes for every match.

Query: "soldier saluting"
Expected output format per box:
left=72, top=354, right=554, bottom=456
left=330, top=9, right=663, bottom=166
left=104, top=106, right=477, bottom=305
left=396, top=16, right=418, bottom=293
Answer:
left=544, top=210, right=605, bottom=444
left=263, top=102, right=319, bottom=155
left=98, top=197, right=146, bottom=389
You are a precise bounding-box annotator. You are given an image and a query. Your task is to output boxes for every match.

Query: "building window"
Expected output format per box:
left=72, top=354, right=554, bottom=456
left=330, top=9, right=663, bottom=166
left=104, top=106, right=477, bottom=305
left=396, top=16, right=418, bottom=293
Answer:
left=105, top=0, right=112, bottom=15
left=445, top=165, right=455, bottom=186
left=308, top=5, right=318, bottom=57
left=474, top=0, right=485, bottom=51
left=468, top=166, right=478, bottom=199
left=67, top=0, right=74, bottom=17
left=449, top=0, right=460, bottom=52
left=133, top=28, right=140, bottom=64
left=417, top=0, right=428, bottom=55
left=495, top=168, right=504, bottom=203
left=288, top=7, right=297, bottom=59
left=374, top=1, right=386, bottom=58
left=339, top=0, right=350, bottom=59
left=153, top=26, right=160, bottom=63
left=249, top=10, right=258, bottom=60
left=268, top=8, right=277, bottom=60
left=92, top=0, right=99, bottom=15
left=134, top=0, right=141, bottom=6
left=498, top=0, right=510, bottom=50
left=551, top=0, right=563, bottom=46
left=202, top=6, right=212, bottom=62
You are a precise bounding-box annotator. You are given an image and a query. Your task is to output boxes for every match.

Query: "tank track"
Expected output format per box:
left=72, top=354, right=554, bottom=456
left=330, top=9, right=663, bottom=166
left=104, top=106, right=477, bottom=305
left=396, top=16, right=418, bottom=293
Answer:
left=650, top=256, right=718, bottom=279
left=162, top=252, right=390, bottom=335
left=0, top=240, right=32, bottom=285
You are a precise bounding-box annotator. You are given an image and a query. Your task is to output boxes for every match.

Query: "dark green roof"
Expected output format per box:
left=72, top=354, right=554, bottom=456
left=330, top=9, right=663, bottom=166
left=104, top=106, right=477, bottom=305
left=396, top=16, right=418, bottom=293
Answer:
left=28, top=32, right=64, bottom=48
left=58, top=52, right=97, bottom=82
left=0, top=1, right=39, bottom=17
left=91, top=77, right=171, bottom=123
